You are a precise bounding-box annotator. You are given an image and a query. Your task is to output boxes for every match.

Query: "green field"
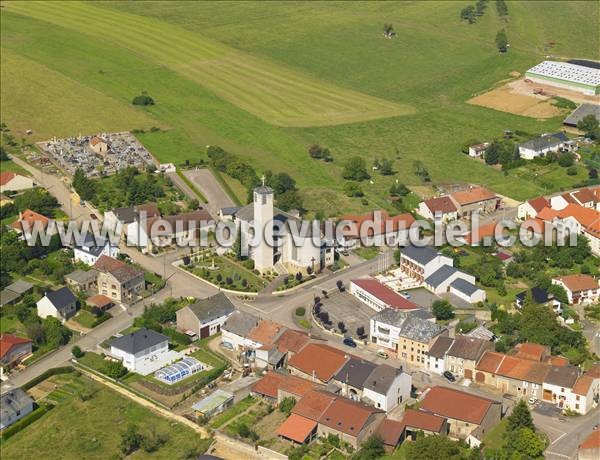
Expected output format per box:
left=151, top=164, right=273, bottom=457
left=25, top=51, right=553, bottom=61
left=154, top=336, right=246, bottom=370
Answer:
left=1, top=373, right=211, bottom=459
left=1, top=1, right=598, bottom=214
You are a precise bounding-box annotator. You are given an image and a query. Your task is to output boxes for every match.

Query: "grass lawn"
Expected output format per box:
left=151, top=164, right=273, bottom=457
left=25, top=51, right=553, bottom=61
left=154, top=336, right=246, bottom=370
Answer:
left=0, top=314, right=26, bottom=335
left=73, top=310, right=98, bottom=329
left=186, top=254, right=266, bottom=292
left=2, top=1, right=598, bottom=215
left=2, top=373, right=211, bottom=459
left=354, top=246, right=381, bottom=260
left=0, top=159, right=30, bottom=176
left=209, top=395, right=257, bottom=429
left=482, top=419, right=507, bottom=452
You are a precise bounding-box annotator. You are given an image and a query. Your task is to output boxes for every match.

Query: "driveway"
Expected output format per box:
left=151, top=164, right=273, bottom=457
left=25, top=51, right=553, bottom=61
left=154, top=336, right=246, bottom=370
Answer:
left=183, top=168, right=236, bottom=218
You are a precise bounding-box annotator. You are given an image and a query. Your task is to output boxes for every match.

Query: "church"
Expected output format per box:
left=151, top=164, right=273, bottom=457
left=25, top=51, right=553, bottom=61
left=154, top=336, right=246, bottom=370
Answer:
left=233, top=183, right=334, bottom=275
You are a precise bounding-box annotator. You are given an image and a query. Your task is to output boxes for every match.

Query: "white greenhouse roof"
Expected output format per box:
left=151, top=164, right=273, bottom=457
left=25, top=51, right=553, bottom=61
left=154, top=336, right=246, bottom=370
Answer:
left=526, top=61, right=600, bottom=87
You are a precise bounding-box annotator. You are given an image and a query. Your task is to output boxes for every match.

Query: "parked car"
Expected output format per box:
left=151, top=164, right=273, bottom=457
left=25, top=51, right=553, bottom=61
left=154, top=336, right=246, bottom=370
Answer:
left=376, top=349, right=389, bottom=359
left=528, top=397, right=537, bottom=405
left=443, top=371, right=456, bottom=382
left=90, top=213, right=98, bottom=220
left=402, top=291, right=411, bottom=299
left=221, top=341, right=233, bottom=350
left=343, top=337, right=357, bottom=348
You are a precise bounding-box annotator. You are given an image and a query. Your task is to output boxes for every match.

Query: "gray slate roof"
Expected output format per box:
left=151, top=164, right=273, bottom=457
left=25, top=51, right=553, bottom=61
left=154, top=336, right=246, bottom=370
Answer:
left=450, top=278, right=480, bottom=296
left=409, top=309, right=435, bottom=321
left=447, top=336, right=491, bottom=361
left=45, top=287, right=77, bottom=311
left=520, top=132, right=569, bottom=152
left=5, top=279, right=33, bottom=295
left=363, top=364, right=402, bottom=394
left=219, top=207, right=239, bottom=216
left=75, top=233, right=109, bottom=256
left=109, top=327, right=168, bottom=354
left=399, top=316, right=445, bottom=343
left=187, top=292, right=235, bottom=324
left=1, top=388, right=33, bottom=423
left=428, top=336, right=455, bottom=359
left=466, top=326, right=495, bottom=341
left=401, top=245, right=440, bottom=265
left=222, top=310, right=259, bottom=338
left=334, top=357, right=377, bottom=389
left=0, top=290, right=20, bottom=307
left=65, top=269, right=99, bottom=284
left=563, top=104, right=600, bottom=127
left=371, top=308, right=411, bottom=327
left=544, top=365, right=580, bottom=388
left=112, top=206, right=137, bottom=224
left=425, top=265, right=458, bottom=288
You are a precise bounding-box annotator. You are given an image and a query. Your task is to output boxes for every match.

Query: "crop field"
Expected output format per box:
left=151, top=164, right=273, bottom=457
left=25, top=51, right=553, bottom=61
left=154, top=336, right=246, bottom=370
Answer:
left=1, top=1, right=598, bottom=214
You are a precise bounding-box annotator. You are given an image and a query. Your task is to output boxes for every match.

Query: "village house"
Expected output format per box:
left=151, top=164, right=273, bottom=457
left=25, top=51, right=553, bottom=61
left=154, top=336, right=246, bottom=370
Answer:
left=399, top=245, right=454, bottom=284
left=370, top=308, right=447, bottom=367
left=517, top=196, right=551, bottom=220
left=418, top=196, right=459, bottom=222
left=287, top=343, right=348, bottom=383
left=514, top=286, right=561, bottom=312
left=552, top=274, right=600, bottom=305
left=390, top=409, right=449, bottom=447
left=426, top=335, right=454, bottom=375
left=0, top=388, right=34, bottom=430
left=518, top=132, right=572, bottom=160
left=221, top=310, right=263, bottom=351
left=448, top=186, right=500, bottom=217
left=338, top=210, right=416, bottom=248
left=104, top=202, right=161, bottom=237
left=11, top=209, right=53, bottom=243
left=419, top=386, right=501, bottom=446
left=252, top=371, right=319, bottom=404
left=444, top=336, right=494, bottom=381
left=73, top=234, right=119, bottom=266
left=36, top=287, right=77, bottom=323
left=176, top=292, right=235, bottom=340
left=349, top=278, right=420, bottom=312
left=0, top=172, right=35, bottom=193
left=551, top=187, right=600, bottom=211
left=64, top=269, right=99, bottom=292
left=0, top=334, right=33, bottom=369
left=108, top=327, right=177, bottom=375
left=93, top=255, right=145, bottom=304
left=542, top=365, right=580, bottom=410
left=578, top=431, right=600, bottom=460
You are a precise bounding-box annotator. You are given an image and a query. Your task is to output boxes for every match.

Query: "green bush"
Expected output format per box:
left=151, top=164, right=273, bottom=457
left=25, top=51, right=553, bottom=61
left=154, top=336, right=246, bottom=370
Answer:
left=295, top=307, right=306, bottom=316
left=132, top=94, right=155, bottom=106
left=1, top=404, right=54, bottom=440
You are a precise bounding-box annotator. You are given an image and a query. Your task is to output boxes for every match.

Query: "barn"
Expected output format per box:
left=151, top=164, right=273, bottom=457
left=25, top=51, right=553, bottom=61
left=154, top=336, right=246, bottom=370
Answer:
left=525, top=61, right=600, bottom=95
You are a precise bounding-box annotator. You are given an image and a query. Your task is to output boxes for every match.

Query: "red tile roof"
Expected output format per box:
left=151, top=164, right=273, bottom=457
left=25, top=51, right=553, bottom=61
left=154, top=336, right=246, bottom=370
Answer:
left=89, top=136, right=104, bottom=146
left=292, top=389, right=337, bottom=421
left=585, top=364, right=600, bottom=379
left=515, top=343, right=548, bottom=362
left=420, top=386, right=498, bottom=424
left=376, top=419, right=405, bottom=446
left=277, top=414, right=317, bottom=443
left=423, top=196, right=457, bottom=214
left=318, top=397, right=383, bottom=437
left=476, top=351, right=505, bottom=373
left=580, top=430, right=600, bottom=450
left=338, top=211, right=415, bottom=238
left=497, top=355, right=549, bottom=384
left=252, top=372, right=316, bottom=399
left=572, top=375, right=594, bottom=396
left=351, top=279, right=419, bottom=310
left=0, top=334, right=32, bottom=359
left=572, top=188, right=597, bottom=205
left=400, top=409, right=446, bottom=433
left=276, top=329, right=310, bottom=354
left=86, top=294, right=113, bottom=308
left=93, top=255, right=143, bottom=283
left=11, top=209, right=50, bottom=232
left=527, top=196, right=550, bottom=213
left=554, top=274, right=598, bottom=293
left=451, top=187, right=497, bottom=206
left=463, top=221, right=500, bottom=245
left=0, top=172, right=16, bottom=186
left=247, top=320, right=285, bottom=346
left=288, top=343, right=349, bottom=382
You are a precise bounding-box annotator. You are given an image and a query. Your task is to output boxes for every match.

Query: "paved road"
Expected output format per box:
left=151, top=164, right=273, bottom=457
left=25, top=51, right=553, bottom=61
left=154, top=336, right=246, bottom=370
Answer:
left=166, top=171, right=206, bottom=206
left=183, top=168, right=236, bottom=218
left=542, top=408, right=600, bottom=459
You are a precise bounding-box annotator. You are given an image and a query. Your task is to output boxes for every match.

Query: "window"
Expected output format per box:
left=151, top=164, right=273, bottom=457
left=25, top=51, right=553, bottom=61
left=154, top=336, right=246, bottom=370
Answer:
left=576, top=395, right=580, bottom=401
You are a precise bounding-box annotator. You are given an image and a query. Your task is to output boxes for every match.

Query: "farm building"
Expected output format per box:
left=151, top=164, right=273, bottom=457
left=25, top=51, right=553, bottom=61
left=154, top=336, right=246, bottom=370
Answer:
left=525, top=61, right=600, bottom=95
left=563, top=103, right=600, bottom=127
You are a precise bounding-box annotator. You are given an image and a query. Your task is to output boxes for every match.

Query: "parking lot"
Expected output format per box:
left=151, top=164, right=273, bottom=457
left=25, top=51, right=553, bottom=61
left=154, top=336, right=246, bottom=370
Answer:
left=318, top=291, right=374, bottom=340
left=402, top=287, right=438, bottom=309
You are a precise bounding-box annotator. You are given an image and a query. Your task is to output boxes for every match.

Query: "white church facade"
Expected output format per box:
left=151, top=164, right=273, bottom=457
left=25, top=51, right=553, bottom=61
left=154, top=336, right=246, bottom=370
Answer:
left=233, top=184, right=334, bottom=275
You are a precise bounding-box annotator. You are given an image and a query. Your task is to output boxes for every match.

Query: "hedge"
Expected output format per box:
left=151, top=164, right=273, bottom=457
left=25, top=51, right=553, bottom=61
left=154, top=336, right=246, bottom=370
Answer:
left=21, top=366, right=75, bottom=390
left=1, top=404, right=54, bottom=440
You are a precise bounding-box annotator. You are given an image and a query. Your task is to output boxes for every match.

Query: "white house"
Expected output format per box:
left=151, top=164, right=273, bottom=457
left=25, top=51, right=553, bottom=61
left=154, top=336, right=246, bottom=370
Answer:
left=518, top=132, right=570, bottom=160
left=426, top=336, right=454, bottom=375
left=74, top=234, right=119, bottom=266
left=350, top=278, right=419, bottom=312
left=552, top=274, right=600, bottom=305
left=423, top=265, right=476, bottom=295
left=541, top=365, right=580, bottom=411
left=176, top=292, right=235, bottom=340
left=399, top=245, right=453, bottom=284
left=108, top=328, right=177, bottom=375
left=568, top=369, right=599, bottom=415
left=36, top=287, right=77, bottom=323
left=0, top=172, right=35, bottom=193
left=517, top=196, right=550, bottom=220
left=468, top=143, right=489, bottom=158
left=0, top=388, right=34, bottom=430
left=418, top=196, right=458, bottom=222
left=448, top=278, right=486, bottom=304
left=362, top=364, right=411, bottom=412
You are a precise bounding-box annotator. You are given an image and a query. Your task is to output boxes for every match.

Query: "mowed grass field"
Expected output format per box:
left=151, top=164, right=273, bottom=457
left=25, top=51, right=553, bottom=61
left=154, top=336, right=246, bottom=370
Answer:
left=1, top=374, right=210, bottom=459
left=6, top=1, right=412, bottom=128
left=1, top=1, right=598, bottom=215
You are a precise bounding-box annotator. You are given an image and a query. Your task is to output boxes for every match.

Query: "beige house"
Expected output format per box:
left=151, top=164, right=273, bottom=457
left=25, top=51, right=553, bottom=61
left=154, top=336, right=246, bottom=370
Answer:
left=0, top=172, right=35, bottom=193
left=449, top=186, right=500, bottom=217
left=445, top=335, right=494, bottom=380
left=93, top=255, right=144, bottom=304
left=89, top=136, right=108, bottom=154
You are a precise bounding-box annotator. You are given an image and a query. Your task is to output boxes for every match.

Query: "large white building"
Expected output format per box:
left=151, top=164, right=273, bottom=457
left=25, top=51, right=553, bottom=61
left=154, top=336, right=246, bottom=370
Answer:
left=234, top=184, right=333, bottom=274
left=525, top=61, right=600, bottom=96
left=73, top=234, right=119, bottom=266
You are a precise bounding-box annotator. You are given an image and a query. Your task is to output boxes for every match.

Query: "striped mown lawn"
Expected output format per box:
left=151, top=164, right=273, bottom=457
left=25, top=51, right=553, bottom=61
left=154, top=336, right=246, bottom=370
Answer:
left=7, top=1, right=413, bottom=127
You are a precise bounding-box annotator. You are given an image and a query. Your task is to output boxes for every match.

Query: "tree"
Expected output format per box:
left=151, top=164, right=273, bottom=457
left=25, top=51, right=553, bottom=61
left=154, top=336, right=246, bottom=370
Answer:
left=379, top=159, right=394, bottom=175
left=356, top=326, right=365, bottom=338
left=432, top=300, right=454, bottom=320
left=558, top=153, right=574, bottom=167
left=318, top=311, right=329, bottom=324
left=338, top=321, right=346, bottom=333
left=496, top=0, right=508, bottom=16
left=484, top=141, right=501, bottom=165
left=132, top=92, right=155, bottom=106
left=42, top=317, right=72, bottom=348
left=277, top=190, right=304, bottom=212
left=354, top=435, right=385, bottom=460
left=413, top=160, right=431, bottom=182
left=342, top=157, right=369, bottom=181
left=120, top=425, right=143, bottom=455
left=506, top=400, right=534, bottom=433
left=405, top=435, right=464, bottom=460
left=496, top=29, right=508, bottom=53
left=344, top=181, right=364, bottom=197
left=72, top=168, right=96, bottom=201
left=104, top=360, right=128, bottom=379
left=71, top=345, right=84, bottom=358
left=390, top=183, right=410, bottom=197
left=460, top=5, right=476, bottom=23
left=336, top=280, right=344, bottom=291
left=0, top=146, right=9, bottom=161
left=589, top=168, right=598, bottom=179
left=279, top=397, right=296, bottom=415
left=577, top=114, right=599, bottom=139
left=566, top=166, right=578, bottom=176
left=187, top=198, right=199, bottom=211
left=509, top=427, right=545, bottom=459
